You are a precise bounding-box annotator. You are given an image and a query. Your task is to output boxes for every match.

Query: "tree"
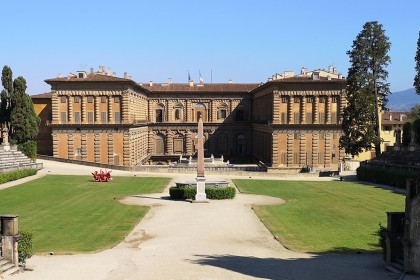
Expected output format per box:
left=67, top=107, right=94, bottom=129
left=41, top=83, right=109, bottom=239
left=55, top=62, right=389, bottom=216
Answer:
left=402, top=122, right=412, bottom=147
left=10, top=76, right=40, bottom=143
left=414, top=31, right=420, bottom=94
left=340, top=21, right=391, bottom=157
left=1, top=65, right=14, bottom=128
left=408, top=104, right=420, bottom=121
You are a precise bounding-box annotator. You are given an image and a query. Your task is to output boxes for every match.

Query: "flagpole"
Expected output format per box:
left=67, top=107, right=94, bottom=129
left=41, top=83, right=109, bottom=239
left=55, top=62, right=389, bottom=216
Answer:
left=211, top=70, right=212, bottom=83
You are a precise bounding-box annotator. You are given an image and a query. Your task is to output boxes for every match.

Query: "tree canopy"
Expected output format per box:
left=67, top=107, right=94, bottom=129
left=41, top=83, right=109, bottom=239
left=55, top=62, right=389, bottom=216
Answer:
left=340, top=21, right=391, bottom=157
left=414, top=31, right=420, bottom=94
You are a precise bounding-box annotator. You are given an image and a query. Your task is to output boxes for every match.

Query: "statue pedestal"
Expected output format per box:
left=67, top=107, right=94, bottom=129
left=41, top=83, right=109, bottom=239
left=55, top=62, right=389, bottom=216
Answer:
left=194, top=177, right=208, bottom=203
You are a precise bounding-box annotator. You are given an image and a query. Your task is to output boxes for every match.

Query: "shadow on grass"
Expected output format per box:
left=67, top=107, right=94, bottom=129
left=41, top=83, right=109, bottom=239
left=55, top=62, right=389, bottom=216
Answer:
left=190, top=252, right=391, bottom=280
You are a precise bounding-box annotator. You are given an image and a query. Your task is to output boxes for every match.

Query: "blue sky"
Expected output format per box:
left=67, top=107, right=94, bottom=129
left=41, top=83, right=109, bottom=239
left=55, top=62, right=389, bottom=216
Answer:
left=1, top=0, right=419, bottom=94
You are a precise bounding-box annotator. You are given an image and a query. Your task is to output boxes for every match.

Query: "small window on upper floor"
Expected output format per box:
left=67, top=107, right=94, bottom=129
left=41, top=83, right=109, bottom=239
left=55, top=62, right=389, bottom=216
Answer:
left=306, top=96, right=314, bottom=103
left=114, top=96, right=120, bottom=103
left=87, top=96, right=93, bottom=103
left=331, top=96, right=338, bottom=103
left=293, top=97, right=300, bottom=103
left=319, top=96, right=326, bottom=103
left=218, top=108, right=227, bottom=119
left=60, top=96, right=67, bottom=103
left=101, top=96, right=107, bottom=103
left=281, top=96, right=288, bottom=103
left=74, top=96, right=80, bottom=103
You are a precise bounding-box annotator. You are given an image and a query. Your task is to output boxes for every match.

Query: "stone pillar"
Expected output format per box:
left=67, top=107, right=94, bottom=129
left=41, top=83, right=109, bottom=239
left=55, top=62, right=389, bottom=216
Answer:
left=108, top=96, right=113, bottom=124
left=271, top=131, right=279, bottom=166
left=273, top=94, right=281, bottom=124
left=1, top=215, right=19, bottom=266
left=94, top=96, right=100, bottom=124
left=313, top=97, right=319, bottom=124
left=299, top=133, right=306, bottom=166
left=123, top=131, right=130, bottom=166
left=312, top=133, right=319, bottom=167
left=81, top=96, right=86, bottom=124
left=67, top=133, right=74, bottom=160
left=339, top=92, right=347, bottom=124
left=300, top=97, right=306, bottom=124
left=94, top=132, right=100, bottom=163
left=287, top=96, right=293, bottom=124
left=326, top=96, right=331, bottom=124
left=186, top=100, right=192, bottom=122
left=186, top=130, right=193, bottom=155
left=52, top=133, right=58, bottom=157
left=81, top=133, right=87, bottom=161
left=51, top=91, right=59, bottom=124
left=325, top=133, right=331, bottom=166
left=108, top=132, right=114, bottom=165
left=122, top=92, right=130, bottom=124
left=287, top=132, right=293, bottom=166
left=166, top=131, right=173, bottom=155
left=68, top=96, right=73, bottom=123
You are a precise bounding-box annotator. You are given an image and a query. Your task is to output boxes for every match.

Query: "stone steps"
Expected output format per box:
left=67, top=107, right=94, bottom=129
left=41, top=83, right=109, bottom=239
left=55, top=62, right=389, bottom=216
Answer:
left=0, top=257, right=20, bottom=277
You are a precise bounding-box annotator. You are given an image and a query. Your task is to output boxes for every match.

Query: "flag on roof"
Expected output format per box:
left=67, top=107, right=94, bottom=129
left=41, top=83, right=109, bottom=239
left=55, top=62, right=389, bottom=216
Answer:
left=199, top=71, right=204, bottom=84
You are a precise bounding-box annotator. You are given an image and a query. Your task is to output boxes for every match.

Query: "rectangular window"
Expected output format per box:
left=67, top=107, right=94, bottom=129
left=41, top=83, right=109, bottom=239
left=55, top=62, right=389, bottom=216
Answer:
left=294, top=152, right=299, bottom=164
left=294, top=112, right=300, bottom=124
left=114, top=112, right=121, bottom=123
left=60, top=96, right=67, bottom=103
left=331, top=112, right=338, bottom=124
left=319, top=112, right=325, bottom=124
left=332, top=96, right=338, bottom=103
left=294, top=132, right=299, bottom=140
left=74, top=112, right=81, bottom=123
left=281, top=96, right=288, bottom=103
left=114, top=96, right=120, bottom=103
left=88, top=112, right=94, bottom=123
left=306, top=96, right=314, bottom=103
left=306, top=112, right=313, bottom=124
left=306, top=152, right=312, bottom=165
left=87, top=96, right=93, bottom=103
left=293, top=97, right=300, bottom=103
left=281, top=112, right=287, bottom=124
left=74, top=96, right=80, bottom=103
left=61, top=112, right=67, bottom=123
left=318, top=152, right=324, bottom=164
left=101, top=112, right=107, bottom=124
left=218, top=109, right=227, bottom=119
left=319, top=96, right=325, bottom=103
left=101, top=96, right=107, bottom=103
left=319, top=132, right=325, bottom=140
left=281, top=152, right=287, bottom=164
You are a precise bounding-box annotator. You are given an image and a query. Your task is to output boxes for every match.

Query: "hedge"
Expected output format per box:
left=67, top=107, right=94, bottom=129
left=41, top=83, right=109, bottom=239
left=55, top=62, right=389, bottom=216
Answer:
left=18, top=140, right=37, bottom=161
left=357, top=166, right=418, bottom=189
left=18, top=230, right=33, bottom=264
left=0, top=169, right=38, bottom=184
left=169, top=186, right=236, bottom=200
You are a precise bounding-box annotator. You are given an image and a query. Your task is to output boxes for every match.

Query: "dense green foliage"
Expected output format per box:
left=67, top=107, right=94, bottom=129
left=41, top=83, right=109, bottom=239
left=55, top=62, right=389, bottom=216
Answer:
left=169, top=186, right=236, bottom=200
left=0, top=169, right=37, bottom=184
left=18, top=140, right=37, bottom=160
left=0, top=175, right=169, bottom=253
left=18, top=230, right=33, bottom=264
left=413, top=119, right=420, bottom=145
left=0, top=66, right=13, bottom=128
left=357, top=166, right=418, bottom=189
left=234, top=179, right=404, bottom=253
left=414, top=31, right=420, bottom=94
left=10, top=77, right=40, bottom=143
left=340, top=21, right=391, bottom=156
left=402, top=122, right=413, bottom=147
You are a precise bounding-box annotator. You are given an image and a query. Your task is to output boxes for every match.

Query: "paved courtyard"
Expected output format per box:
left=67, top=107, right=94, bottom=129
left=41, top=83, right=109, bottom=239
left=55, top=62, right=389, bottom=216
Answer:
left=3, top=160, right=418, bottom=280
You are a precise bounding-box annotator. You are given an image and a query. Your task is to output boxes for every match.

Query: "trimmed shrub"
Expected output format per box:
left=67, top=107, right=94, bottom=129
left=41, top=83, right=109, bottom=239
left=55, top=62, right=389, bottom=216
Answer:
left=0, top=169, right=37, bottom=184
left=357, top=166, right=418, bottom=189
left=18, top=230, right=33, bottom=264
left=169, top=186, right=236, bottom=200
left=18, top=140, right=37, bottom=161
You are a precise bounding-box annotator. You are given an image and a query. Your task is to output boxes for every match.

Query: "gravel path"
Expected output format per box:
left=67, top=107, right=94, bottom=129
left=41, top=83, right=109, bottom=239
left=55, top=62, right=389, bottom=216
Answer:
left=3, top=160, right=413, bottom=280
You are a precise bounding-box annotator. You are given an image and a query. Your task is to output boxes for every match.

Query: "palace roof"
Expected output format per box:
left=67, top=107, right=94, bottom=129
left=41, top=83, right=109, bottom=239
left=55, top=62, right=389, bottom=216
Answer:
left=140, top=83, right=260, bottom=93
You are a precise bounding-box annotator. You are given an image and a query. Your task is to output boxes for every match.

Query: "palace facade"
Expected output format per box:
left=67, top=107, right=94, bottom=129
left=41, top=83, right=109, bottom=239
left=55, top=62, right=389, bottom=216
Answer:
left=32, top=66, right=347, bottom=171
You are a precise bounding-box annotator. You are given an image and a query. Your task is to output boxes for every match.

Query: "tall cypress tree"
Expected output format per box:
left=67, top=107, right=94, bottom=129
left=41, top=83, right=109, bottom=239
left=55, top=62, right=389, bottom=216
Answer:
left=414, top=31, right=420, bottom=94
left=1, top=66, right=14, bottom=128
left=340, top=21, right=391, bottom=157
left=10, top=76, right=40, bottom=143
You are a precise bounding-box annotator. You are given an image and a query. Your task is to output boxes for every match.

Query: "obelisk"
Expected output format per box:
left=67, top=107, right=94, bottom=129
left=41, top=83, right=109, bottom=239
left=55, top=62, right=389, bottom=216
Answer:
left=195, top=117, right=207, bottom=202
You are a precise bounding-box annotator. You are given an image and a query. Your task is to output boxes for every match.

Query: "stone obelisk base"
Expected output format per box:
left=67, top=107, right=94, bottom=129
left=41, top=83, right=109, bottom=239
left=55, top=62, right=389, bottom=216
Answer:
left=194, top=176, right=208, bottom=203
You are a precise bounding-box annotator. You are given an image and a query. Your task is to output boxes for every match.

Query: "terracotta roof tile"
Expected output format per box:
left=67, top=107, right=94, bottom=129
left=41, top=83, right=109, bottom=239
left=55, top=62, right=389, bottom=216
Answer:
left=382, top=111, right=408, bottom=124
left=31, top=92, right=52, bottom=98
left=141, top=83, right=260, bottom=93
left=45, top=73, right=132, bottom=83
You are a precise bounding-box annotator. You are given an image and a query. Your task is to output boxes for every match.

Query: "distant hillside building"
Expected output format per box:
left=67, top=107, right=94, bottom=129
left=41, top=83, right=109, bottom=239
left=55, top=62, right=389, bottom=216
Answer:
left=32, top=66, right=348, bottom=172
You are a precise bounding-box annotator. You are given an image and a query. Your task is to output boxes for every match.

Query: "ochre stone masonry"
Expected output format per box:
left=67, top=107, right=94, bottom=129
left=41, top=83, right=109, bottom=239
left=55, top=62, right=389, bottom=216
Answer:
left=32, top=68, right=347, bottom=170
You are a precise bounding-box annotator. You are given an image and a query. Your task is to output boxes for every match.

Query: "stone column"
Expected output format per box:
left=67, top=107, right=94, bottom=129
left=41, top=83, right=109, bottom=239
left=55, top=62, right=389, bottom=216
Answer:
left=166, top=131, right=173, bottom=155
left=68, top=96, right=73, bottom=123
left=339, top=92, right=347, bottom=124
left=273, top=94, right=281, bottom=124
left=81, top=133, right=87, bottom=161
left=287, top=96, right=293, bottom=124
left=123, top=131, right=130, bottom=166
left=122, top=92, right=130, bottom=124
left=326, top=96, right=331, bottom=124
left=312, top=133, right=319, bottom=167
left=300, top=97, right=306, bottom=124
left=313, top=97, right=319, bottom=124
left=51, top=91, right=59, bottom=124
left=52, top=133, right=58, bottom=157
left=299, top=133, right=306, bottom=166
left=1, top=215, right=19, bottom=266
left=94, top=132, right=100, bottom=163
left=108, top=132, right=114, bottom=165
left=287, top=132, right=293, bottom=166
left=94, top=96, right=100, bottom=124
left=81, top=96, right=86, bottom=124
left=67, top=133, right=74, bottom=160
left=271, top=131, right=279, bottom=166
left=186, top=130, right=193, bottom=155
left=186, top=100, right=192, bottom=122
left=325, top=133, right=331, bottom=166
left=108, top=96, right=113, bottom=124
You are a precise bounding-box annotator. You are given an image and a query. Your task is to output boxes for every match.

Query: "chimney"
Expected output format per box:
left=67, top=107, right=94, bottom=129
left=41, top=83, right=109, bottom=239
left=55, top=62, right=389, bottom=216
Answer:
left=168, top=78, right=172, bottom=84
left=389, top=114, right=393, bottom=121
left=124, top=72, right=128, bottom=79
left=333, top=67, right=337, bottom=75
left=149, top=81, right=153, bottom=87
left=301, top=67, right=307, bottom=75
left=228, top=79, right=233, bottom=84
left=90, top=68, right=94, bottom=74
left=338, top=73, right=343, bottom=79
left=189, top=80, right=194, bottom=87
left=107, top=67, right=111, bottom=76
left=328, top=65, right=333, bottom=73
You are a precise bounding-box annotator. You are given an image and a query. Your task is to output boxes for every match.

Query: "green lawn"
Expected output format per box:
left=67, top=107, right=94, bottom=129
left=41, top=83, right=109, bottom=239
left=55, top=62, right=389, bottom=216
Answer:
left=0, top=175, right=169, bottom=254
left=234, top=179, right=404, bottom=253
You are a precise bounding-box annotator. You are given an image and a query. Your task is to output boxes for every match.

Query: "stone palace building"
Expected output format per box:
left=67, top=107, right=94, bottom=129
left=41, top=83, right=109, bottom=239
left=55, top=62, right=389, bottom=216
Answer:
left=32, top=66, right=347, bottom=171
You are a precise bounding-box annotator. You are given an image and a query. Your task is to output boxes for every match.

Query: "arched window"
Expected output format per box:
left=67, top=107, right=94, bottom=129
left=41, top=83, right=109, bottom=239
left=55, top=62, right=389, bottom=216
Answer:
left=156, top=104, right=164, bottom=122
left=218, top=104, right=228, bottom=120
left=194, top=103, right=206, bottom=122
left=174, top=104, right=183, bottom=121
